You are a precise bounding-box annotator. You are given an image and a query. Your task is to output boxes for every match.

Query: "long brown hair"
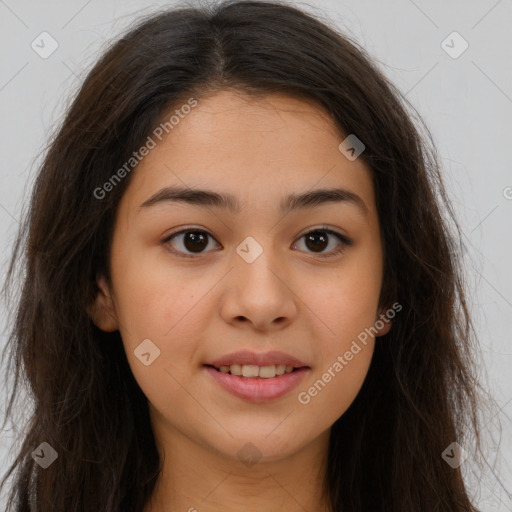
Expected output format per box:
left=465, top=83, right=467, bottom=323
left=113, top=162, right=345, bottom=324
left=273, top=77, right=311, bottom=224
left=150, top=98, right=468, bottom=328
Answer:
left=0, top=1, right=496, bottom=510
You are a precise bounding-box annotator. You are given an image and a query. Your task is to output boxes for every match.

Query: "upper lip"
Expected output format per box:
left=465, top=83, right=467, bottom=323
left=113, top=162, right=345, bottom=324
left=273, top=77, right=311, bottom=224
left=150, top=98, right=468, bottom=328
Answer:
left=207, top=350, right=309, bottom=368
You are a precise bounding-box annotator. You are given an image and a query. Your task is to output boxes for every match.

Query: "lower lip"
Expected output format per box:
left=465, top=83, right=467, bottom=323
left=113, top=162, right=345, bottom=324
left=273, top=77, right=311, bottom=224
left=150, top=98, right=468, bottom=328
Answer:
left=204, top=365, right=310, bottom=403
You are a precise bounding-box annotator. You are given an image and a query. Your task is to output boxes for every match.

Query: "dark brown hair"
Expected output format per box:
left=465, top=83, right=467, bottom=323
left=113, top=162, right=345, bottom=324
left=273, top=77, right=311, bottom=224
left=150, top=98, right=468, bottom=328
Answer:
left=0, top=0, right=497, bottom=510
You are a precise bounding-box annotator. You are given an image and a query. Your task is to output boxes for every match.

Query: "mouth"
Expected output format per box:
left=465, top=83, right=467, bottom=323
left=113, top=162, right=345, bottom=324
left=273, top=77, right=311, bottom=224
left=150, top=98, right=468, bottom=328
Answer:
left=204, top=363, right=306, bottom=379
left=203, top=364, right=310, bottom=402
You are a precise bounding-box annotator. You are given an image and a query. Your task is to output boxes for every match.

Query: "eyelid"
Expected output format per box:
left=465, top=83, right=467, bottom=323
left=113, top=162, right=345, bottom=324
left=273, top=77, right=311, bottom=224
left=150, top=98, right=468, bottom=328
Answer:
left=294, top=225, right=352, bottom=259
left=161, top=225, right=220, bottom=259
left=296, top=225, right=351, bottom=244
left=162, top=225, right=352, bottom=259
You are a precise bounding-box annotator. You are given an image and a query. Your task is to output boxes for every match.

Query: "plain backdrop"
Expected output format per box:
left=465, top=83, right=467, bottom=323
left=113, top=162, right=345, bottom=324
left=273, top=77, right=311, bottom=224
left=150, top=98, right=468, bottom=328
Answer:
left=1, top=0, right=511, bottom=509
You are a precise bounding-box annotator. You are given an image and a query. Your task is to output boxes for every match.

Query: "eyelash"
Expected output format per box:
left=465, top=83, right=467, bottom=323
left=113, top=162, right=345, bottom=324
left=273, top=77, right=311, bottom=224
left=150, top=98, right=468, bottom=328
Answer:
left=161, top=225, right=352, bottom=259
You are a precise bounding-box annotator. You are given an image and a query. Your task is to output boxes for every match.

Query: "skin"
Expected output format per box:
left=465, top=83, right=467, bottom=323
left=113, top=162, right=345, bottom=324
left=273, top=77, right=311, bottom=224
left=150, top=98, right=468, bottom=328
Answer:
left=89, top=90, right=391, bottom=512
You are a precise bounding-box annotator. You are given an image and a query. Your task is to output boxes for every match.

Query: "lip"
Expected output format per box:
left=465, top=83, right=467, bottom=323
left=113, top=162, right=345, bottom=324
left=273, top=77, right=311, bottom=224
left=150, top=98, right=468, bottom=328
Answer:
left=207, top=350, right=309, bottom=368
left=204, top=365, right=310, bottom=403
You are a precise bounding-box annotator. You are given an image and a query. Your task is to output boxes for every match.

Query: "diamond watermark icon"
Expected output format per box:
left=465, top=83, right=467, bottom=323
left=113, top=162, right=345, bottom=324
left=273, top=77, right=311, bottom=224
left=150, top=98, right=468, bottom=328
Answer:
left=134, top=338, right=161, bottom=366
left=236, top=442, right=262, bottom=468
left=32, top=442, right=58, bottom=469
left=338, top=134, right=365, bottom=161
left=236, top=236, right=263, bottom=263
left=441, top=31, right=469, bottom=59
left=31, top=31, right=59, bottom=59
left=442, top=442, right=468, bottom=468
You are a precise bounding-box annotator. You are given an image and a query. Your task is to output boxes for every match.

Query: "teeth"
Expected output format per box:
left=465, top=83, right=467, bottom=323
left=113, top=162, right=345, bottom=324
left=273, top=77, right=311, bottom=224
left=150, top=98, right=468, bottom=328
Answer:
left=242, top=365, right=260, bottom=378
left=230, top=364, right=242, bottom=376
left=215, top=364, right=297, bottom=378
left=258, top=365, right=277, bottom=378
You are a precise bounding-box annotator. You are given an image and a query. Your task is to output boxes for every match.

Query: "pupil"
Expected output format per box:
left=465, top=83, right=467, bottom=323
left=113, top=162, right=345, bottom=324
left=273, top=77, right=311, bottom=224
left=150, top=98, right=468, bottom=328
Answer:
left=306, top=232, right=328, bottom=252
left=184, top=231, right=208, bottom=252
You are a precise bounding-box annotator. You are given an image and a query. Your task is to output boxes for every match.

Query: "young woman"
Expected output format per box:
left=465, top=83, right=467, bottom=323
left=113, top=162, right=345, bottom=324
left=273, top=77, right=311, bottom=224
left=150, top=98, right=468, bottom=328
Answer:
left=0, top=1, right=496, bottom=510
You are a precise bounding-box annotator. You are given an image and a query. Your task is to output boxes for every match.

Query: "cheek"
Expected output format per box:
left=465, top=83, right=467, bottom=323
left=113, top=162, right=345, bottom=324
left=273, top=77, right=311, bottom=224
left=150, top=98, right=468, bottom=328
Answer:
left=109, top=252, right=196, bottom=383
left=297, top=276, right=378, bottom=425
left=305, top=258, right=383, bottom=348
left=293, top=255, right=381, bottom=423
left=296, top=338, right=375, bottom=432
left=111, top=243, right=212, bottom=338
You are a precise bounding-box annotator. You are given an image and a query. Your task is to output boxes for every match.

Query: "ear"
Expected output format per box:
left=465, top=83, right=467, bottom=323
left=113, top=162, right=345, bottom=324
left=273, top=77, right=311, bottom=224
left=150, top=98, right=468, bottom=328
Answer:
left=87, top=274, right=119, bottom=332
left=374, top=307, right=393, bottom=337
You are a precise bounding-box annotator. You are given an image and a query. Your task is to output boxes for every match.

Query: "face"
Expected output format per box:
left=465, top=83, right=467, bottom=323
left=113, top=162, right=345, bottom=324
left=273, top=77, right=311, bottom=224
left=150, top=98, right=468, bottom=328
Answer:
left=90, top=89, right=391, bottom=463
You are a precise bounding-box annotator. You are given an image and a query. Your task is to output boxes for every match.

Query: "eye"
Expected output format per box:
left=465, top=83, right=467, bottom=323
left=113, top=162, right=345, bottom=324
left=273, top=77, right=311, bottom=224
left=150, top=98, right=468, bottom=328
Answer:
left=162, top=226, right=352, bottom=259
left=292, top=226, right=352, bottom=259
left=162, top=228, right=221, bottom=258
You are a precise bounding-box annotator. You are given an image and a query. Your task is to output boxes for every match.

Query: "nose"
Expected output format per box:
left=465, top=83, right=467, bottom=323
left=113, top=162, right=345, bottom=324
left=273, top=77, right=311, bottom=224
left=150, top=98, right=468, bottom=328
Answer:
left=219, top=253, right=298, bottom=332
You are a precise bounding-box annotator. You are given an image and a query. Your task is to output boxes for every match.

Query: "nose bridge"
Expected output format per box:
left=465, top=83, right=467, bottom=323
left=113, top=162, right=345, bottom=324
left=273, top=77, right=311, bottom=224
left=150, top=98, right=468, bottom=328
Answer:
left=222, top=233, right=297, bottom=329
left=235, top=234, right=284, bottom=293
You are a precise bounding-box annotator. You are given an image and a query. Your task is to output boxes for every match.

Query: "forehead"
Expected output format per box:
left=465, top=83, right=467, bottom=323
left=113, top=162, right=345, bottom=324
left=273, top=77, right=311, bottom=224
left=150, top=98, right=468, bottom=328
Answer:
left=118, top=90, right=376, bottom=218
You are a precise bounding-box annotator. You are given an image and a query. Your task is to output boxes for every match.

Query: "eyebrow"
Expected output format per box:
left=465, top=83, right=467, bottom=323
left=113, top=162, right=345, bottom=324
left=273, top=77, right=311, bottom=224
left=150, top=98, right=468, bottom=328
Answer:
left=138, top=185, right=368, bottom=216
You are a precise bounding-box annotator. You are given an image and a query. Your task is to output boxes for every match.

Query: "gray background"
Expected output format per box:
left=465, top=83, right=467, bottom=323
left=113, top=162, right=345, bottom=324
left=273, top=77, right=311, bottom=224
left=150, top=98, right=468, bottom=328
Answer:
left=1, top=0, right=511, bottom=509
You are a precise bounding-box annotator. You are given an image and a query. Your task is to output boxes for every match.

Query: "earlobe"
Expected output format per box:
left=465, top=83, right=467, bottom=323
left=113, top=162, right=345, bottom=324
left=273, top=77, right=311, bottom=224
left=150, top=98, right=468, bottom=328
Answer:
left=375, top=308, right=393, bottom=337
left=87, top=275, right=119, bottom=332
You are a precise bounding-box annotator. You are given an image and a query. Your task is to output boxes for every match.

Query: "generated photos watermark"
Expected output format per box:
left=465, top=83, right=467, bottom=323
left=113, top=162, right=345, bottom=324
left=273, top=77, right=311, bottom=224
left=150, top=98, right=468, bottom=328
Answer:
left=297, top=301, right=402, bottom=405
